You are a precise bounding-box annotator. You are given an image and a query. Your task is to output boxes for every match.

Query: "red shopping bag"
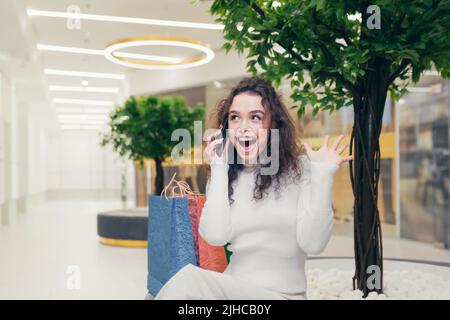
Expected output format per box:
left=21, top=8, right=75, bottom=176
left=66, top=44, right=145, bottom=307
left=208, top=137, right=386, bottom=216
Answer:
left=167, top=173, right=229, bottom=273
left=194, top=196, right=228, bottom=272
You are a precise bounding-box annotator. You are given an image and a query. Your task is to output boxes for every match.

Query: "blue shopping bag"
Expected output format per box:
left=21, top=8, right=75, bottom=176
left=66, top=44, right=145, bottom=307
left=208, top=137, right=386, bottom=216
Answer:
left=147, top=195, right=198, bottom=296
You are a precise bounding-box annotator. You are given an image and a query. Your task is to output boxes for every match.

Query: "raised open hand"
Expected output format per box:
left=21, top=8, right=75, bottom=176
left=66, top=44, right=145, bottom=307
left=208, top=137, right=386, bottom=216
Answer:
left=302, top=135, right=353, bottom=165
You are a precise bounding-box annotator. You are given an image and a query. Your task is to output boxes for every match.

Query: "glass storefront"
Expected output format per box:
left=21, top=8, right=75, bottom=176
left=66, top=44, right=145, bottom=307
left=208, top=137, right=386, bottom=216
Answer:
left=155, top=75, right=449, bottom=249
left=398, top=77, right=450, bottom=248
left=279, top=82, right=396, bottom=232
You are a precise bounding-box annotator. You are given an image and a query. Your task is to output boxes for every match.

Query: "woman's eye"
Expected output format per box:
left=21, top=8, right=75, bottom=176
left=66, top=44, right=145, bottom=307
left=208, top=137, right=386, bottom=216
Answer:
left=229, top=115, right=238, bottom=121
left=252, top=115, right=262, bottom=121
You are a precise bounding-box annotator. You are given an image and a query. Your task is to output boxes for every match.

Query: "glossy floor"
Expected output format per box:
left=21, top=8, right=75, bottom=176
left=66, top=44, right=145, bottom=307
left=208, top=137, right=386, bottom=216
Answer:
left=0, top=191, right=448, bottom=299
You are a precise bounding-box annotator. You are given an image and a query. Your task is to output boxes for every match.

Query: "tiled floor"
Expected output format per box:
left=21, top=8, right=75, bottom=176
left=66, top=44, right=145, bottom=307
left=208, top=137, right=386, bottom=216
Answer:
left=0, top=192, right=147, bottom=300
left=0, top=191, right=449, bottom=299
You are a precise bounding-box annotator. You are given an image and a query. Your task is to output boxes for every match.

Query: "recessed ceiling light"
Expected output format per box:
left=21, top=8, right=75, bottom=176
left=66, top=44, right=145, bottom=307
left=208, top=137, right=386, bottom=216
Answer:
left=37, top=44, right=104, bottom=55
left=113, top=51, right=181, bottom=64
left=61, top=124, right=105, bottom=130
left=49, top=85, right=119, bottom=93
left=38, top=43, right=182, bottom=64
left=59, top=119, right=106, bottom=125
left=81, top=80, right=89, bottom=86
left=56, top=107, right=112, bottom=114
left=84, top=108, right=112, bottom=114
left=55, top=107, right=83, bottom=113
left=82, top=125, right=105, bottom=130
left=58, top=114, right=107, bottom=120
left=61, top=124, right=81, bottom=130
left=104, top=36, right=214, bottom=70
left=45, top=68, right=125, bottom=79
left=27, top=9, right=224, bottom=30
left=53, top=98, right=113, bottom=106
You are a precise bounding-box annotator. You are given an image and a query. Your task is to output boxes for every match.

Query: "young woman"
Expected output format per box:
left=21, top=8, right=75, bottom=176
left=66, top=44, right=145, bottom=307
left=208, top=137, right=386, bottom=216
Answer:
left=154, top=77, right=352, bottom=300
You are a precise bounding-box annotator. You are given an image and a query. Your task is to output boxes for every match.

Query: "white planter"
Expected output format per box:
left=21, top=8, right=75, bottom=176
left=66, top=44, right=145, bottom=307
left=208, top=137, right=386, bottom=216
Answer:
left=306, top=258, right=450, bottom=300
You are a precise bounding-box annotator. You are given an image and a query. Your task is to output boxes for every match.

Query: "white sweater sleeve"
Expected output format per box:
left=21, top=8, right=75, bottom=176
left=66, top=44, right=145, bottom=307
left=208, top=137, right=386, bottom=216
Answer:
left=296, top=155, right=339, bottom=255
left=198, top=164, right=233, bottom=246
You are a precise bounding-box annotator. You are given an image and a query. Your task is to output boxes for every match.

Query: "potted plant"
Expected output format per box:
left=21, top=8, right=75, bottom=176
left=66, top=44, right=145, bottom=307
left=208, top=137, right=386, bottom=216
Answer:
left=101, top=95, right=204, bottom=206
left=209, top=0, right=450, bottom=297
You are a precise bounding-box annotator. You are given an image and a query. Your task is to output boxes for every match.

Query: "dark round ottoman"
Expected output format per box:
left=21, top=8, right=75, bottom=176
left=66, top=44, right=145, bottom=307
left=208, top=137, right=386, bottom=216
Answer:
left=97, top=207, right=148, bottom=248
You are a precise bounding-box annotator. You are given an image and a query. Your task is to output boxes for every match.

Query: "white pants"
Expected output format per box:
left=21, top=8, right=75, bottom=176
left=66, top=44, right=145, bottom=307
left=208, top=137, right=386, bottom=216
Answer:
left=154, top=264, right=307, bottom=300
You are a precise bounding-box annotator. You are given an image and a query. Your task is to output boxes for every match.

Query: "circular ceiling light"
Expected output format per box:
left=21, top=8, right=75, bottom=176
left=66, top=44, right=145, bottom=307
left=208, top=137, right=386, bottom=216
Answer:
left=104, top=36, right=215, bottom=70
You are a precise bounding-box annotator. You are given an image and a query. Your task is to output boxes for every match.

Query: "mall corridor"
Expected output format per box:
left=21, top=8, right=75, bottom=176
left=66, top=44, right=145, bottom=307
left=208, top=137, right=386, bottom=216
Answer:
left=0, top=0, right=449, bottom=300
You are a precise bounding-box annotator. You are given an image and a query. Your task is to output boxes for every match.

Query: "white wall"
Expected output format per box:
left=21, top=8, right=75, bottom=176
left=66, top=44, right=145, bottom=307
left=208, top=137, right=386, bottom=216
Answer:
left=16, top=101, right=29, bottom=199
left=46, top=129, right=134, bottom=191
left=26, top=104, right=48, bottom=195
left=0, top=73, right=14, bottom=203
left=0, top=0, right=133, bottom=199
left=0, top=75, right=5, bottom=204
left=1, top=71, right=134, bottom=198
left=0, top=71, right=51, bottom=202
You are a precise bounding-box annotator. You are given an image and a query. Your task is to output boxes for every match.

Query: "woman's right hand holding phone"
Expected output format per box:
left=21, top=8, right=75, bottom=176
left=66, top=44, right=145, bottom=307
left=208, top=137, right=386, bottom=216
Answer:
left=204, top=126, right=230, bottom=166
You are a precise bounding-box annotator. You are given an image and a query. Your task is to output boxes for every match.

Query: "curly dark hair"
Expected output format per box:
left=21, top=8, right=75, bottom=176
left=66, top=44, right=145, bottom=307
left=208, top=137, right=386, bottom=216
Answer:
left=207, top=76, right=306, bottom=203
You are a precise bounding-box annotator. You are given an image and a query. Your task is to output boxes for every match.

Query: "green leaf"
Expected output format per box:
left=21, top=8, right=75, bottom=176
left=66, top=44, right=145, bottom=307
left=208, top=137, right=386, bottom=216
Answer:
left=222, top=42, right=232, bottom=53
left=101, top=95, right=204, bottom=161
left=311, top=64, right=321, bottom=73
left=209, top=0, right=450, bottom=120
left=312, top=106, right=320, bottom=117
left=400, top=16, right=409, bottom=28
left=297, top=105, right=306, bottom=118
left=317, top=0, right=326, bottom=11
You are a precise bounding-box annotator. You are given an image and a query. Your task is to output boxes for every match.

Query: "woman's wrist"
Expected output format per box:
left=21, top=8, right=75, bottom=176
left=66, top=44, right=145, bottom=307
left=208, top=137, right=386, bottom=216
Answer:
left=210, top=163, right=229, bottom=178
left=308, top=161, right=338, bottom=213
left=310, top=160, right=340, bottom=173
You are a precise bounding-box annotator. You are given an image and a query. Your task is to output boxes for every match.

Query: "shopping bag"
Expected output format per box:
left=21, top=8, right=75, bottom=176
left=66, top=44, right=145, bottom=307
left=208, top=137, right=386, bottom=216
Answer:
left=167, top=178, right=202, bottom=262
left=194, top=195, right=229, bottom=272
left=162, top=174, right=229, bottom=272
left=175, top=176, right=230, bottom=272
left=147, top=180, right=198, bottom=296
left=186, top=195, right=200, bottom=262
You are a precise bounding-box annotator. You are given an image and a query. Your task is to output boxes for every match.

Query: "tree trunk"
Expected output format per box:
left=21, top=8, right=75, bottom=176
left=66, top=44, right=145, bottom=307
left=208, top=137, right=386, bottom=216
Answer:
left=134, top=159, right=165, bottom=206
left=134, top=161, right=148, bottom=207
left=351, top=57, right=390, bottom=297
left=154, top=158, right=165, bottom=195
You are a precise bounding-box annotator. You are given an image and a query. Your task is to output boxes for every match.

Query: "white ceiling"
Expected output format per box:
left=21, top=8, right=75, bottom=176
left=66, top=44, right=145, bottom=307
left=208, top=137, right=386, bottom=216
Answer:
left=0, top=0, right=250, bottom=129
left=26, top=0, right=227, bottom=75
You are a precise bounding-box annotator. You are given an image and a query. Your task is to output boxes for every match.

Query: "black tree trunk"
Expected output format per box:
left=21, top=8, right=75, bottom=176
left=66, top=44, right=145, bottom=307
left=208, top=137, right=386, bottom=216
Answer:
left=350, top=57, right=390, bottom=297
left=154, top=158, right=165, bottom=195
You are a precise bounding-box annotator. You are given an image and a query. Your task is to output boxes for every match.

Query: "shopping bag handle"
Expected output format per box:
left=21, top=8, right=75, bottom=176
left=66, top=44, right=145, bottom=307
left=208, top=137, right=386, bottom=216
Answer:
left=160, top=172, right=202, bottom=199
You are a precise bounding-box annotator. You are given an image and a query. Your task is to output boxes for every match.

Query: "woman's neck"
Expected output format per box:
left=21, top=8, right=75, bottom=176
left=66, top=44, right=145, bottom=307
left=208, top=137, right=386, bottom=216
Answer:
left=243, top=163, right=257, bottom=172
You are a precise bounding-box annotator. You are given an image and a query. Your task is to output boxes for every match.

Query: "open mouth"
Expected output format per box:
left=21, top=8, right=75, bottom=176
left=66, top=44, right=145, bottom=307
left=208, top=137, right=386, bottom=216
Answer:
left=237, top=136, right=257, bottom=153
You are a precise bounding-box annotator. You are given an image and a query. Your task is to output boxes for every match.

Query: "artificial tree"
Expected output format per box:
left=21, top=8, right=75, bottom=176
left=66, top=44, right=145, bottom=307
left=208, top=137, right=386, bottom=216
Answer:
left=101, top=95, right=204, bottom=196
left=209, top=0, right=450, bottom=296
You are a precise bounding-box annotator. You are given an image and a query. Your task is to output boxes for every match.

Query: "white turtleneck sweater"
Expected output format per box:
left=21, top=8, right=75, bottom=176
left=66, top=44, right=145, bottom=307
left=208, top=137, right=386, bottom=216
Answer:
left=198, top=154, right=339, bottom=294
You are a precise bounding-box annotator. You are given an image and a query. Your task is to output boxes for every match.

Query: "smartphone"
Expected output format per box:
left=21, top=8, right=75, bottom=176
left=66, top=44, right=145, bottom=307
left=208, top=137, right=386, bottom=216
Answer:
left=214, top=115, right=228, bottom=157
